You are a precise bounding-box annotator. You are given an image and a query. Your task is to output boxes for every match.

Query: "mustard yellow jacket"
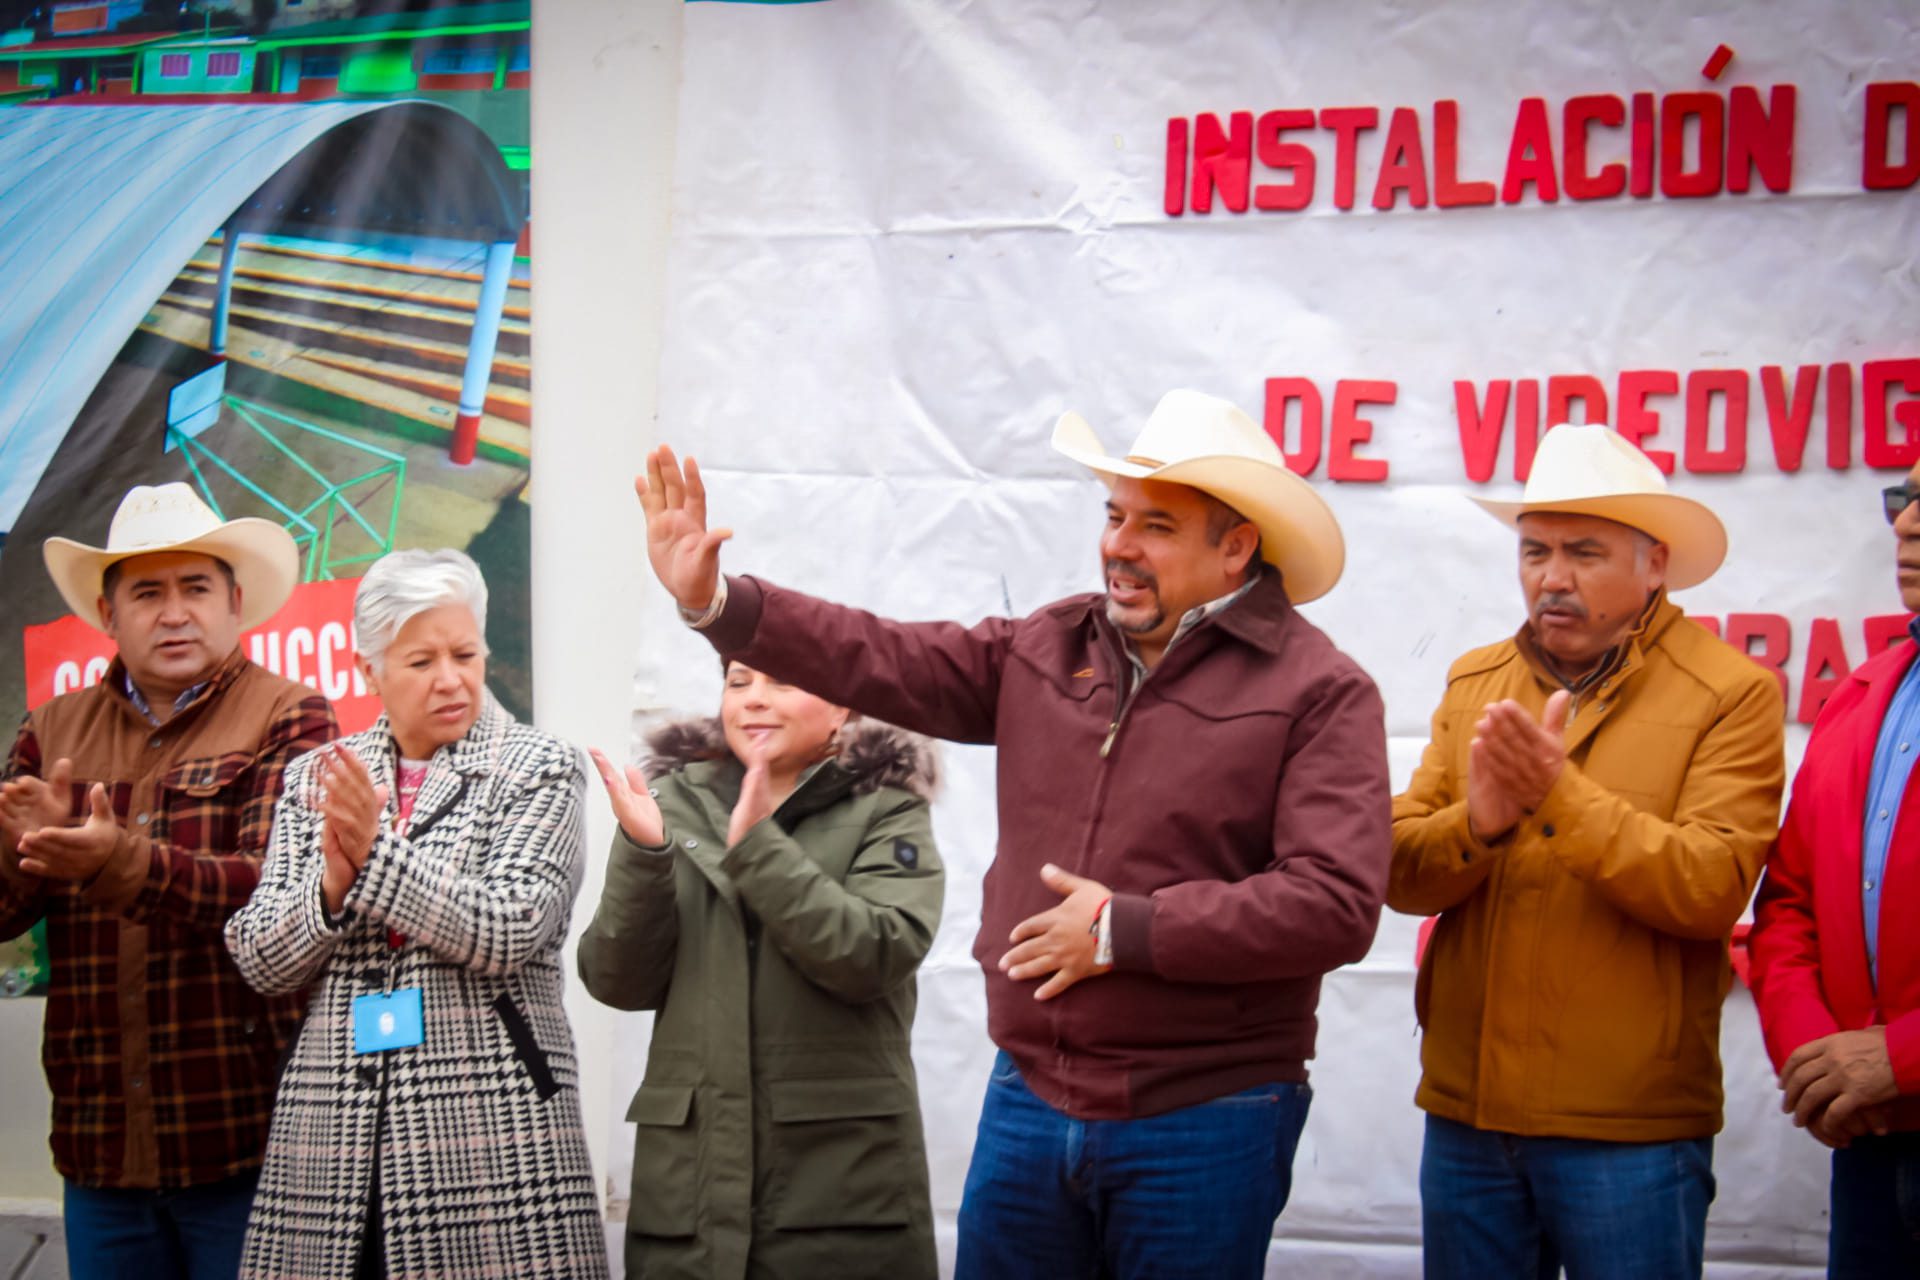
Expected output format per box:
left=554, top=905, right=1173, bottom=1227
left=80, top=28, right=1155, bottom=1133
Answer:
left=1389, top=595, right=1785, bottom=1141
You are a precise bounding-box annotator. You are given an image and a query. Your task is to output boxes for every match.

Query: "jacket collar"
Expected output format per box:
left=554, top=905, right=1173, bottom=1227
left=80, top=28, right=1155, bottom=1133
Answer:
left=1514, top=589, right=1679, bottom=693
left=102, top=645, right=252, bottom=730
left=1845, top=622, right=1920, bottom=695
left=673, top=752, right=863, bottom=912
left=1071, top=566, right=1299, bottom=659
left=680, top=751, right=861, bottom=831
left=363, top=690, right=511, bottom=838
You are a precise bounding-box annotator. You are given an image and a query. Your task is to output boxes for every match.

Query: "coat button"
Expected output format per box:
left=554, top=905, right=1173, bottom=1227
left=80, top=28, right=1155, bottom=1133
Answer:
left=359, top=1064, right=379, bottom=1086
left=684, top=838, right=699, bottom=850
left=135, top=812, right=150, bottom=826
left=149, top=736, right=162, bottom=749
left=648, top=788, right=660, bottom=798
left=1542, top=824, right=1557, bottom=837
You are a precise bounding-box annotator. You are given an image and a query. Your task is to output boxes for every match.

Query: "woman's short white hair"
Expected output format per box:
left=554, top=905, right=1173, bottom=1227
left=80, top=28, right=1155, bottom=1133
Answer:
left=354, top=548, right=489, bottom=674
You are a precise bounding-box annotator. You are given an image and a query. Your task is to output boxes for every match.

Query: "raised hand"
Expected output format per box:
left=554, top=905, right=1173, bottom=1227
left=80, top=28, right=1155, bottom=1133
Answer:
left=634, top=445, right=732, bottom=613
left=590, top=748, right=666, bottom=848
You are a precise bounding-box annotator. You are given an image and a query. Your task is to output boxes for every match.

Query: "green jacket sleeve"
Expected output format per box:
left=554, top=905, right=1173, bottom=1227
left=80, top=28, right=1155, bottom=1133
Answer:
left=722, top=791, right=943, bottom=1003
left=576, top=826, right=681, bottom=1011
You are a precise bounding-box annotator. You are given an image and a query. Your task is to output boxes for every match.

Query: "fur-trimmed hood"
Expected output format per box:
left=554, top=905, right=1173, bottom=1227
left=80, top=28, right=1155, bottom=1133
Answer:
left=643, top=716, right=939, bottom=801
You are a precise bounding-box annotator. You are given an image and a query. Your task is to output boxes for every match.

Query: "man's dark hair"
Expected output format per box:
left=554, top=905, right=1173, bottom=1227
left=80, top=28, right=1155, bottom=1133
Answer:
left=101, top=554, right=237, bottom=601
left=1198, top=492, right=1264, bottom=567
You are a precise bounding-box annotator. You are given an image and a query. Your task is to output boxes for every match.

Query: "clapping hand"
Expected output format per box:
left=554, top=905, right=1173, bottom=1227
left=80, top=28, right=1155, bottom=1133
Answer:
left=1467, top=690, right=1570, bottom=842
left=312, top=746, right=389, bottom=915
left=635, top=445, right=732, bottom=614
left=1, top=757, right=77, bottom=858
left=590, top=748, right=666, bottom=848
left=16, top=782, right=120, bottom=881
left=726, top=736, right=776, bottom=848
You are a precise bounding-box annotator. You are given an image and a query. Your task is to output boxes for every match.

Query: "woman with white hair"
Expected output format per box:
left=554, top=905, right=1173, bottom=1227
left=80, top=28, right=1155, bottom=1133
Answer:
left=226, top=549, right=606, bottom=1280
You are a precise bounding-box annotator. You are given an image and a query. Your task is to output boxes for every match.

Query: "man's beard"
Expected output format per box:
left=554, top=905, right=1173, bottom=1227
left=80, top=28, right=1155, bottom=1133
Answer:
left=1104, top=560, right=1163, bottom=636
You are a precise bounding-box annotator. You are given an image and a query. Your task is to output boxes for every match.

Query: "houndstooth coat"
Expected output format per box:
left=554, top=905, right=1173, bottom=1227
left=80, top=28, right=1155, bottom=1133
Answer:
left=226, top=693, right=607, bottom=1280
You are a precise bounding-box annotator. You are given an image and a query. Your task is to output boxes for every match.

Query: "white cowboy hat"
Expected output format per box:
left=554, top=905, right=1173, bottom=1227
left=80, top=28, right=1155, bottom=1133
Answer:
left=43, top=483, right=299, bottom=631
left=1051, top=389, right=1346, bottom=603
left=1470, top=423, right=1727, bottom=590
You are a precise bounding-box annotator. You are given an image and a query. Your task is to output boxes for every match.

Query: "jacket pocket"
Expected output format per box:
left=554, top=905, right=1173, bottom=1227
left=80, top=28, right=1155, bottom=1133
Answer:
left=491, top=993, right=560, bottom=1100
left=626, top=1084, right=699, bottom=1238
left=768, top=1077, right=913, bottom=1230
left=161, top=751, right=256, bottom=796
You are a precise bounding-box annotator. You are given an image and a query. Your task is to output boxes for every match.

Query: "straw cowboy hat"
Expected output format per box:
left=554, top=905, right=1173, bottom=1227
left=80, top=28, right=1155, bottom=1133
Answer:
left=43, top=483, right=299, bottom=631
left=1051, top=388, right=1346, bottom=603
left=1470, top=423, right=1727, bottom=590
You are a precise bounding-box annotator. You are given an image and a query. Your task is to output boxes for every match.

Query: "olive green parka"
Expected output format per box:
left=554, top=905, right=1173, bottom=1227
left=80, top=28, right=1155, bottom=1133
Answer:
left=578, top=718, right=944, bottom=1280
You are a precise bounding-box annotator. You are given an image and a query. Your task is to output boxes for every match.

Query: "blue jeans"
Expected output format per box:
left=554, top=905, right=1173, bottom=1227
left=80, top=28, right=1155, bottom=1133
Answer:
left=1420, top=1114, right=1714, bottom=1280
left=1829, top=1131, right=1920, bottom=1277
left=63, top=1168, right=259, bottom=1280
left=955, top=1050, right=1311, bottom=1280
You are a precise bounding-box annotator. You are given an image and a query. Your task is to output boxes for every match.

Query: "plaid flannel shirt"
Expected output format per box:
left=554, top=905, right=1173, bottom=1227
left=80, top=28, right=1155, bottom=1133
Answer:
left=0, top=648, right=337, bottom=1188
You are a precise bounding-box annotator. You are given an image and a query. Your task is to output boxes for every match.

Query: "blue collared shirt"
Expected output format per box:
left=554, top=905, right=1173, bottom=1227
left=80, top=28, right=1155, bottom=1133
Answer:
left=124, top=672, right=210, bottom=727
left=1863, top=617, right=1920, bottom=983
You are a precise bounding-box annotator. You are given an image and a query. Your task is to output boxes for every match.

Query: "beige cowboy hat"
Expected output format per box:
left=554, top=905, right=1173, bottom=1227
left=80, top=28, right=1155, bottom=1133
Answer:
left=1051, top=388, right=1346, bottom=603
left=43, top=482, right=299, bottom=631
left=1470, top=423, right=1727, bottom=590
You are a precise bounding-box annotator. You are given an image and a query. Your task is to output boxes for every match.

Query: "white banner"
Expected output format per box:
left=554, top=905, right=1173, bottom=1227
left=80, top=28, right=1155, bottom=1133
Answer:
left=621, top=2, right=1920, bottom=1272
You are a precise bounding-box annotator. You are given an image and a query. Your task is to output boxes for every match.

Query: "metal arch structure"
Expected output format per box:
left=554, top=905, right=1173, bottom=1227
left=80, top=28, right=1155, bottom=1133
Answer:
left=0, top=100, right=523, bottom=541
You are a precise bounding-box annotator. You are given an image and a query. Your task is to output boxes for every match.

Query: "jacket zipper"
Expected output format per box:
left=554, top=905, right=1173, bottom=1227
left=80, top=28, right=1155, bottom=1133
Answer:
left=1098, top=632, right=1141, bottom=759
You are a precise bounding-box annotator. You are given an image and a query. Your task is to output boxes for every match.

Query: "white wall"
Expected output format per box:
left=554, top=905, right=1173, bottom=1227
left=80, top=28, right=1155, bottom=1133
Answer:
left=528, top=0, right=683, bottom=1224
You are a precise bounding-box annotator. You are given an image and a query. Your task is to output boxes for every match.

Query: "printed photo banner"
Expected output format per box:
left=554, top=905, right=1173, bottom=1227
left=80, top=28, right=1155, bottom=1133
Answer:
left=0, top=0, right=536, bottom=998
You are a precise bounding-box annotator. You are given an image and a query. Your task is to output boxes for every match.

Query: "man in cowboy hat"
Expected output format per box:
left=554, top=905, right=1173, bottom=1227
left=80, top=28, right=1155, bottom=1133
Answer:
left=0, top=482, right=336, bottom=1278
left=1389, top=424, right=1785, bottom=1279
left=631, top=389, right=1390, bottom=1277
left=1749, top=455, right=1920, bottom=1275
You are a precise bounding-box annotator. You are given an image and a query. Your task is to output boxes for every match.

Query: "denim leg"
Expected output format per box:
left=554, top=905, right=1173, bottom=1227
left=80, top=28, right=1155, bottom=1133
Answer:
left=1830, top=1133, right=1920, bottom=1278
left=955, top=1051, right=1100, bottom=1280
left=1095, top=1079, right=1311, bottom=1280
left=1419, top=1115, right=1552, bottom=1280
left=165, top=1169, right=260, bottom=1280
left=63, top=1181, right=188, bottom=1280
left=1526, top=1134, right=1714, bottom=1280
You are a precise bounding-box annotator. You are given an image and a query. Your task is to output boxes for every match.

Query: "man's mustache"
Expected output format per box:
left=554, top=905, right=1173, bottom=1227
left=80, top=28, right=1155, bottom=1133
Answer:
left=1532, top=592, right=1587, bottom=621
left=1105, top=560, right=1158, bottom=592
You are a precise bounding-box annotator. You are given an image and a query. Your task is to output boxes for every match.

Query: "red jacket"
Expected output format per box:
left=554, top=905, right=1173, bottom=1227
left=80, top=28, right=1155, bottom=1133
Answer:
left=701, top=572, right=1391, bottom=1120
left=1750, top=638, right=1920, bottom=1103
